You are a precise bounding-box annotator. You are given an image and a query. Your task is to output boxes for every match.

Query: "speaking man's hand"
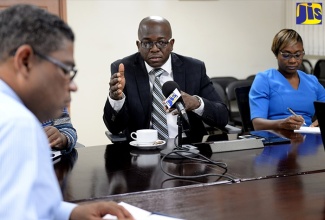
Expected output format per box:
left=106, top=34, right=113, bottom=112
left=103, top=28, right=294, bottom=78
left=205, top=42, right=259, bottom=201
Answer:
left=109, top=63, right=125, bottom=100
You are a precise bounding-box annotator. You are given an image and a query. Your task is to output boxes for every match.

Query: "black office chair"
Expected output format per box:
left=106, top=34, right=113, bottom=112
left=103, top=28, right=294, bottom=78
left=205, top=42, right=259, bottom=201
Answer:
left=211, top=80, right=227, bottom=107
left=299, top=59, right=313, bottom=74
left=225, top=80, right=253, bottom=126
left=204, top=80, right=241, bottom=134
left=210, top=76, right=238, bottom=93
left=235, top=86, right=254, bottom=132
left=314, top=59, right=325, bottom=79
left=246, top=74, right=256, bottom=81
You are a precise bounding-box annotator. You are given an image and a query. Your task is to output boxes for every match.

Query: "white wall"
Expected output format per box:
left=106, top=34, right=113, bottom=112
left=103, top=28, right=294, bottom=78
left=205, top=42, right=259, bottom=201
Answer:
left=67, top=0, right=286, bottom=147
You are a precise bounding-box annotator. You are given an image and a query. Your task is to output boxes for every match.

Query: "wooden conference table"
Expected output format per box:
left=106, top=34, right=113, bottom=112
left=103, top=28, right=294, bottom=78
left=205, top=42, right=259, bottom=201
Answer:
left=55, top=130, right=325, bottom=219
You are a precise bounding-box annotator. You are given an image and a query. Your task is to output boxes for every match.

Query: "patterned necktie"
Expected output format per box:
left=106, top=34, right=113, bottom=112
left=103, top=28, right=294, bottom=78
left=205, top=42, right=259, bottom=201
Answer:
left=151, top=68, right=169, bottom=140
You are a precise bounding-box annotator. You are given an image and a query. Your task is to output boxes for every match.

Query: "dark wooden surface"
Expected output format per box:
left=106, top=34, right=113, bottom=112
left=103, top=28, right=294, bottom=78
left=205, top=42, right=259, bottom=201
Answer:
left=93, top=172, right=325, bottom=220
left=55, top=131, right=325, bottom=208
left=210, top=131, right=325, bottom=180
left=56, top=141, right=234, bottom=202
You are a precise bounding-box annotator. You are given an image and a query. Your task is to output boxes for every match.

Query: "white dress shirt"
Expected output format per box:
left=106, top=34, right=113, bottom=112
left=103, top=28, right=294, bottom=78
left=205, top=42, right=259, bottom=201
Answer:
left=0, top=80, right=76, bottom=219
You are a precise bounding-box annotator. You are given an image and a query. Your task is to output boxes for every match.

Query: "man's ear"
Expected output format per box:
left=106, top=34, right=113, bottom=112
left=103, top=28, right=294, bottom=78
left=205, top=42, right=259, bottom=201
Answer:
left=170, top=38, right=174, bottom=52
left=13, top=45, right=34, bottom=76
left=136, top=40, right=141, bottom=51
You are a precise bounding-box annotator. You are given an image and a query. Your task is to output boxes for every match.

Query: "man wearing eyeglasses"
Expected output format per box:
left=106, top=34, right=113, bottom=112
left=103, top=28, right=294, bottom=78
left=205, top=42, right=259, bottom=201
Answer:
left=0, top=4, right=133, bottom=220
left=104, top=16, right=229, bottom=143
left=249, top=29, right=325, bottom=131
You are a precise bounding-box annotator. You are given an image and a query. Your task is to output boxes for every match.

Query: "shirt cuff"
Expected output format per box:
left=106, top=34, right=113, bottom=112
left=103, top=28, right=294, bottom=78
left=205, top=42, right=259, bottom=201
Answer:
left=108, top=93, right=125, bottom=112
left=54, top=201, right=78, bottom=220
left=192, top=95, right=204, bottom=116
left=60, top=133, right=73, bottom=154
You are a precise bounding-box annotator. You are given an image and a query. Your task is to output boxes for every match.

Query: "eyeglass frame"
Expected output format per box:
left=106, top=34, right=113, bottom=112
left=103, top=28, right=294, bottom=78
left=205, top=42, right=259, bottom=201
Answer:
left=138, top=38, right=173, bottom=49
left=279, top=51, right=305, bottom=61
left=34, top=50, right=78, bottom=81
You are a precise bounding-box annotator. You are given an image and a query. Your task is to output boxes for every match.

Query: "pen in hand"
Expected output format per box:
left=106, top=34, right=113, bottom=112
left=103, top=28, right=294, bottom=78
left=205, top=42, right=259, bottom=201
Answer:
left=287, top=107, right=307, bottom=126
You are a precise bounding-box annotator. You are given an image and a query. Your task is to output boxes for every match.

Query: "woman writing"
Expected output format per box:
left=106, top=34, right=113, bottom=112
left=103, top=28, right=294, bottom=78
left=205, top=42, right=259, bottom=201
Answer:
left=249, top=29, right=325, bottom=130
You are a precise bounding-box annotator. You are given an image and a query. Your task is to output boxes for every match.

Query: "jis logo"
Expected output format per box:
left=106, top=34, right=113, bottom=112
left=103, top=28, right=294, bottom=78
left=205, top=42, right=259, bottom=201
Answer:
left=165, top=89, right=181, bottom=109
left=166, top=93, right=178, bottom=108
left=296, top=2, right=322, bottom=25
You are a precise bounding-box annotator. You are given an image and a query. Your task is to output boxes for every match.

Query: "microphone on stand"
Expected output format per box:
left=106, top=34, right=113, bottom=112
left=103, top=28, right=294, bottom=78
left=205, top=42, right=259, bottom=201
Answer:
left=160, top=81, right=199, bottom=159
left=162, top=81, right=190, bottom=125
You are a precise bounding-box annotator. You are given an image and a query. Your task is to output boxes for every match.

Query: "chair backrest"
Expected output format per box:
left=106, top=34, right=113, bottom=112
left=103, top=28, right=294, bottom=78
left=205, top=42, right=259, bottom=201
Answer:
left=211, top=81, right=227, bottom=106
left=210, top=77, right=238, bottom=92
left=314, top=59, right=325, bottom=79
left=226, top=80, right=253, bottom=101
left=299, top=59, right=313, bottom=74
left=246, top=74, right=256, bottom=81
left=235, top=86, right=254, bottom=132
left=225, top=79, right=253, bottom=126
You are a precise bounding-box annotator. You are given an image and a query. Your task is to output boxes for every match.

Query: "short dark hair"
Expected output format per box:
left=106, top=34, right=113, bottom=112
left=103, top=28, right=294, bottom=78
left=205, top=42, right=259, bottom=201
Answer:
left=0, top=4, right=74, bottom=60
left=271, top=29, right=303, bottom=56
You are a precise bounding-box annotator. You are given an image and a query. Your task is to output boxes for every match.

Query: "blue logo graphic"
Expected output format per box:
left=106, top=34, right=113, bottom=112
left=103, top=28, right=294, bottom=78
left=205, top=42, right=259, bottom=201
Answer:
left=166, top=93, right=178, bottom=108
left=296, top=2, right=322, bottom=25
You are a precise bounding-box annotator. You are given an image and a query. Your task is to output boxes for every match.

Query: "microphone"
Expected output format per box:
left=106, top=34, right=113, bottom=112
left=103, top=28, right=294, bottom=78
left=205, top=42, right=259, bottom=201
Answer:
left=162, top=81, right=189, bottom=125
left=160, top=81, right=199, bottom=159
left=159, top=82, right=230, bottom=165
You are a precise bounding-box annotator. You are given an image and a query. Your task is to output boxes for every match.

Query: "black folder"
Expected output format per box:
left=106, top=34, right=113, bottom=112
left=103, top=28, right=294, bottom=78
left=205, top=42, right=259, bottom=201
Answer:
left=249, top=130, right=290, bottom=145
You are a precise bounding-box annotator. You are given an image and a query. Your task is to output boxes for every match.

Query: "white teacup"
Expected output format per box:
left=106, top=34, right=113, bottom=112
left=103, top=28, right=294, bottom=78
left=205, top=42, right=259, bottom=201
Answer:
left=130, top=129, right=158, bottom=145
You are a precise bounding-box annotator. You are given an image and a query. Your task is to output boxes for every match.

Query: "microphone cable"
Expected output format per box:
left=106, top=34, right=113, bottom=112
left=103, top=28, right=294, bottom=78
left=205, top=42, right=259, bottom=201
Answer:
left=160, top=166, right=233, bottom=188
left=160, top=135, right=238, bottom=183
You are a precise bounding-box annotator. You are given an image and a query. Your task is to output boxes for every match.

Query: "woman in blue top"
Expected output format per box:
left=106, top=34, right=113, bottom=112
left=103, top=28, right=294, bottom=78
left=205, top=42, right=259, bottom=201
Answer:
left=249, top=29, right=325, bottom=130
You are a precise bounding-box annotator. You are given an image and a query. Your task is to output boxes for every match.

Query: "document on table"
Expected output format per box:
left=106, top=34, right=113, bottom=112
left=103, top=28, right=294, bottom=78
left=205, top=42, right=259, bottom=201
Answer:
left=103, top=202, right=184, bottom=220
left=294, top=126, right=320, bottom=134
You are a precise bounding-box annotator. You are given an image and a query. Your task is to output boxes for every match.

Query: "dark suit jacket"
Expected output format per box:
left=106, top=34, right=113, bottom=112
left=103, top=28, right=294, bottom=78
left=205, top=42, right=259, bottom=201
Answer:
left=103, top=52, right=229, bottom=143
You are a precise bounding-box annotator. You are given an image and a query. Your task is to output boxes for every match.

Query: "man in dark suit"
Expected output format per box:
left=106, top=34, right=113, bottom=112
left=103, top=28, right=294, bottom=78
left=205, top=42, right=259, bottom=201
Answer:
left=103, top=16, right=228, bottom=143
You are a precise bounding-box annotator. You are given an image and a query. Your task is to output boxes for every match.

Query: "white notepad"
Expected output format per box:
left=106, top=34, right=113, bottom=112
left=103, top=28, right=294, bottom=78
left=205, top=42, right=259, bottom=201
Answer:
left=52, top=150, right=62, bottom=164
left=103, top=202, right=183, bottom=220
left=294, top=126, right=320, bottom=134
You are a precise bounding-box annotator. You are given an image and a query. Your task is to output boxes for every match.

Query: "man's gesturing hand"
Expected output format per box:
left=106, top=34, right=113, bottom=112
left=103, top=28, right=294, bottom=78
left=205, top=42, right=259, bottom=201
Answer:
left=109, top=63, right=125, bottom=100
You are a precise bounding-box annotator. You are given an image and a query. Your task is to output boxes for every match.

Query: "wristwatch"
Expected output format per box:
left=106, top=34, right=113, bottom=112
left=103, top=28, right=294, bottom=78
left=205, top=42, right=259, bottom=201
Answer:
left=193, top=95, right=202, bottom=107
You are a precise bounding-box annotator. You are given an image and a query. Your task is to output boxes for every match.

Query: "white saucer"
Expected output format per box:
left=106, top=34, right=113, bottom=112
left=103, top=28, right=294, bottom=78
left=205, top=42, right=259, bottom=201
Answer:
left=129, top=140, right=166, bottom=149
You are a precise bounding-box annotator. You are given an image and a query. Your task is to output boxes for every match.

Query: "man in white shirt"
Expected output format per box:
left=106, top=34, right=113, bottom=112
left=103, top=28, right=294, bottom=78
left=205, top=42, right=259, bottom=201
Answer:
left=0, top=4, right=133, bottom=220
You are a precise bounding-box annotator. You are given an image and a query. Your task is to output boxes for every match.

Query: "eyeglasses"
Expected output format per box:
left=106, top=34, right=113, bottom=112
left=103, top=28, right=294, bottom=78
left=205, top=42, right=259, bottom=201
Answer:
left=139, top=39, right=172, bottom=49
left=34, top=50, right=77, bottom=81
left=279, top=51, right=305, bottom=61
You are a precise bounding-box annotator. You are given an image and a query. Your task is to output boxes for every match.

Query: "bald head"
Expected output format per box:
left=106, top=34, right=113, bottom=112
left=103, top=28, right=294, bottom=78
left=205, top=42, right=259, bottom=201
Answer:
left=136, top=16, right=174, bottom=68
left=138, top=16, right=172, bottom=40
